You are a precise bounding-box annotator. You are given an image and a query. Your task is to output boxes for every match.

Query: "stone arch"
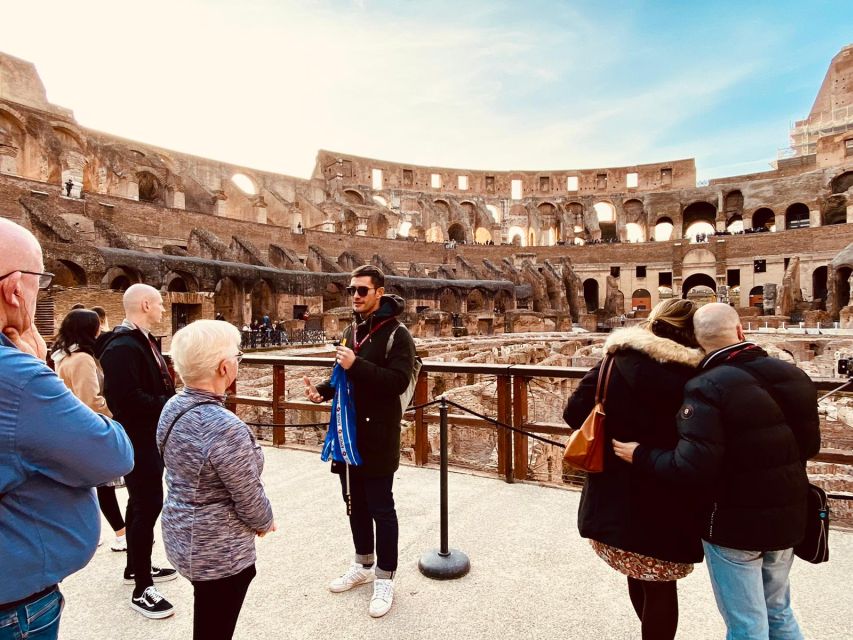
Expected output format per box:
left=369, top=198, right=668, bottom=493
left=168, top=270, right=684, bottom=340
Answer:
left=654, top=216, right=674, bottom=241
left=367, top=211, right=389, bottom=237
left=52, top=125, right=85, bottom=152
left=425, top=223, right=444, bottom=243
left=682, top=201, right=716, bottom=239
left=474, top=227, right=492, bottom=243
left=0, top=107, right=29, bottom=176
left=836, top=266, right=853, bottom=311
left=433, top=199, right=451, bottom=217
left=785, top=203, right=810, bottom=230
left=137, top=171, right=163, bottom=204
left=583, top=278, right=599, bottom=312
left=438, top=288, right=461, bottom=314
left=338, top=209, right=359, bottom=235
left=631, top=288, right=652, bottom=311
left=681, top=273, right=717, bottom=301
left=323, top=282, right=347, bottom=312
left=447, top=222, right=467, bottom=243
left=726, top=214, right=744, bottom=233
left=102, top=266, right=141, bottom=291
left=749, top=285, right=764, bottom=308
left=231, top=173, right=258, bottom=195
left=751, top=208, right=775, bottom=230
left=830, top=171, right=853, bottom=195
left=822, top=195, right=847, bottom=225
left=214, top=277, right=242, bottom=322
left=593, top=201, right=616, bottom=241
left=812, top=266, right=828, bottom=309
left=165, top=270, right=198, bottom=293
left=493, top=289, right=512, bottom=313
left=466, top=288, right=487, bottom=313
left=250, top=279, right=275, bottom=322
left=48, top=259, right=87, bottom=287
left=343, top=189, right=365, bottom=205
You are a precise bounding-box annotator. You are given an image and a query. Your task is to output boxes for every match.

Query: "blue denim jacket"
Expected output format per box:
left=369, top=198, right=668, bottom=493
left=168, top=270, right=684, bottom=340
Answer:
left=0, top=333, right=134, bottom=604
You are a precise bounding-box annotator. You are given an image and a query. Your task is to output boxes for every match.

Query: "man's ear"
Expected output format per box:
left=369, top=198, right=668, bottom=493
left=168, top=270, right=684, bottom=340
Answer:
left=376, top=286, right=385, bottom=297
left=736, top=323, right=745, bottom=341
left=0, top=273, right=23, bottom=308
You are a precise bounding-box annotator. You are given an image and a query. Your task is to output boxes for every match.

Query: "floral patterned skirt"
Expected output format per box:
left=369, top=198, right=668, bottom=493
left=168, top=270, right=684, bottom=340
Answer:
left=590, top=539, right=693, bottom=581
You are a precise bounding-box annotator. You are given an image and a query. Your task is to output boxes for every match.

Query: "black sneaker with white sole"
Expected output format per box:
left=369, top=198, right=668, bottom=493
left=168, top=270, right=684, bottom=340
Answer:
left=130, top=586, right=174, bottom=619
left=124, top=565, right=178, bottom=585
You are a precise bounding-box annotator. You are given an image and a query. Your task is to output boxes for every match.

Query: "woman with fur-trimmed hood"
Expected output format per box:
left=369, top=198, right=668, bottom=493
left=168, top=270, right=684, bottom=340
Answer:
left=563, top=299, right=705, bottom=640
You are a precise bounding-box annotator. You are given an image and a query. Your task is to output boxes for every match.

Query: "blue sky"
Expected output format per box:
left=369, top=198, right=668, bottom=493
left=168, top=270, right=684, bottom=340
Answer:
left=3, top=1, right=851, bottom=181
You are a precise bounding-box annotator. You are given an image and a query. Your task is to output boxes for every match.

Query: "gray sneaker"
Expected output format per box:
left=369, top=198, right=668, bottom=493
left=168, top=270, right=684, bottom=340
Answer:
left=329, top=562, right=375, bottom=593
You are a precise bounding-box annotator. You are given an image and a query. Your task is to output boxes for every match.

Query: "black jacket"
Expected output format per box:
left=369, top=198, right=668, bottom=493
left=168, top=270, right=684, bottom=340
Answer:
left=317, top=295, right=416, bottom=477
left=634, top=342, right=821, bottom=551
left=100, top=324, right=175, bottom=457
left=563, top=327, right=705, bottom=563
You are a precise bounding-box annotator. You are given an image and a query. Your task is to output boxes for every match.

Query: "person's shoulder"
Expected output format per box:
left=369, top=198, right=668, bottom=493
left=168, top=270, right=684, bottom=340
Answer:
left=0, top=343, right=47, bottom=390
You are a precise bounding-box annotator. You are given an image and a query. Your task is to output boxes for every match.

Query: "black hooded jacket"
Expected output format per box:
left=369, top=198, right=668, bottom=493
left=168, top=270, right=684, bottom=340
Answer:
left=633, top=342, right=821, bottom=551
left=317, top=295, right=416, bottom=477
left=563, top=327, right=705, bottom=563
left=99, top=324, right=175, bottom=458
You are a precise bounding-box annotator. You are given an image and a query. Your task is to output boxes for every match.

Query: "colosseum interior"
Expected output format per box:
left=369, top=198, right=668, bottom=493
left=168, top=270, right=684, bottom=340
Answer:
left=2, top=45, right=852, bottom=522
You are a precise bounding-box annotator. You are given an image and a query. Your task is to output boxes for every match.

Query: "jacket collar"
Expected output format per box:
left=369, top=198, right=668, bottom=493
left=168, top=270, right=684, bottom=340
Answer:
left=700, top=341, right=762, bottom=369
left=604, top=326, right=704, bottom=367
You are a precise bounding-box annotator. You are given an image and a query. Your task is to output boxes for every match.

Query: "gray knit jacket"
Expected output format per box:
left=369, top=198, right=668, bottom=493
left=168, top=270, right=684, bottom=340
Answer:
left=157, top=388, right=274, bottom=581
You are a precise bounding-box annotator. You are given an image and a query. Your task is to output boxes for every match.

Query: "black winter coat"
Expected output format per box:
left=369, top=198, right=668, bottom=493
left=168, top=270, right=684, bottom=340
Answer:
left=100, top=325, right=175, bottom=461
left=563, top=327, right=705, bottom=563
left=317, top=295, right=416, bottom=477
left=633, top=342, right=821, bottom=551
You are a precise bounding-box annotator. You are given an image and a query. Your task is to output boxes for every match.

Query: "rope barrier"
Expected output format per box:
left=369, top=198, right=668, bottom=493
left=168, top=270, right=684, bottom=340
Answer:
left=442, top=398, right=566, bottom=448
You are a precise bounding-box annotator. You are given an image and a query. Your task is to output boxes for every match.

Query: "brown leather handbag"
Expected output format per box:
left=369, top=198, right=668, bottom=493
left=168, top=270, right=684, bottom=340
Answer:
left=563, top=355, right=614, bottom=473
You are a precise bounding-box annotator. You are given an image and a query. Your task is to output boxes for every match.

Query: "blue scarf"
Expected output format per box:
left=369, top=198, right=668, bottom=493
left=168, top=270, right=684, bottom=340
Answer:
left=321, top=364, right=362, bottom=465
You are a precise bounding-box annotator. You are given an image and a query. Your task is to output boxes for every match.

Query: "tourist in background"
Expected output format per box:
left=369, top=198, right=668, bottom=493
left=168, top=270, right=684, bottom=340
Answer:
left=613, top=303, right=821, bottom=639
left=52, top=308, right=127, bottom=552
left=158, top=319, right=275, bottom=640
left=563, top=299, right=705, bottom=640
left=100, top=283, right=178, bottom=618
left=0, top=218, right=133, bottom=640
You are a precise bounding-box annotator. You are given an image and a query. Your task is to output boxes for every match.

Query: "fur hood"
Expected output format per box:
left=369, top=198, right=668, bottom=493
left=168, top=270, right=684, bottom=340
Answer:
left=604, top=326, right=704, bottom=367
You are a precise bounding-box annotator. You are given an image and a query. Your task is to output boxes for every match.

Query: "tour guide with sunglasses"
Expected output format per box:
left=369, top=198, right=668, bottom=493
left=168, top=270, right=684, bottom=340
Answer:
left=304, top=265, right=416, bottom=618
left=0, top=219, right=134, bottom=640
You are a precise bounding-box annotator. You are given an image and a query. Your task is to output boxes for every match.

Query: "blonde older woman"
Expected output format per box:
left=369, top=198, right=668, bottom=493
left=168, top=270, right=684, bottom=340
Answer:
left=157, top=320, right=275, bottom=640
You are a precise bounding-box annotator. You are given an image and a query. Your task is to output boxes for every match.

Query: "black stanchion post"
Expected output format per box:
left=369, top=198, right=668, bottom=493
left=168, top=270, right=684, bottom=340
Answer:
left=419, top=396, right=470, bottom=579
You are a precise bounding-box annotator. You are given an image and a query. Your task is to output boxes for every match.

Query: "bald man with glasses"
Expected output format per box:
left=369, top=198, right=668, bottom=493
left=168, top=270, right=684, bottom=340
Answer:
left=0, top=218, right=134, bottom=639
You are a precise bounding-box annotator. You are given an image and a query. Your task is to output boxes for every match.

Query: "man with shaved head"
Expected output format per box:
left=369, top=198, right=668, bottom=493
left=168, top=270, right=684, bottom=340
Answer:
left=613, top=303, right=820, bottom=639
left=101, top=283, right=178, bottom=618
left=0, top=219, right=133, bottom=638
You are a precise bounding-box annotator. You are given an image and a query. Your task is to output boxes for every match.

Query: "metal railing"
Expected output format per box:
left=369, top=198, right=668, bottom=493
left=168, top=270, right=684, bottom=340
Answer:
left=223, top=354, right=853, bottom=490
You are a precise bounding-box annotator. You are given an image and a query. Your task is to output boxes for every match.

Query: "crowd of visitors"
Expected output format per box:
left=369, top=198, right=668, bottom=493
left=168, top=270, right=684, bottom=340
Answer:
left=0, top=216, right=823, bottom=639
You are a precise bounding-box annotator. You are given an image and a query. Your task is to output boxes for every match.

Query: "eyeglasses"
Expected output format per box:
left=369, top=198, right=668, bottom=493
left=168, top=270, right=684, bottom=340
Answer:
left=233, top=351, right=244, bottom=363
left=0, top=270, right=54, bottom=290
left=346, top=285, right=376, bottom=297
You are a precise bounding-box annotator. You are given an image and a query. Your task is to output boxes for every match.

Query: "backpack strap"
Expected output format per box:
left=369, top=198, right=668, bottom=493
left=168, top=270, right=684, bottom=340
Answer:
left=159, top=401, right=220, bottom=457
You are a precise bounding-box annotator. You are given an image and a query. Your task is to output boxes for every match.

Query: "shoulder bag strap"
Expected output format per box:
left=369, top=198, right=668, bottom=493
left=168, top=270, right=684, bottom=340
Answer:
left=595, top=355, right=616, bottom=404
left=159, top=401, right=220, bottom=457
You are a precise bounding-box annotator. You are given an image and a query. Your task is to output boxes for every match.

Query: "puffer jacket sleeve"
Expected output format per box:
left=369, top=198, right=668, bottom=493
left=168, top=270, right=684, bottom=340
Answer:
left=346, top=324, right=415, bottom=395
left=208, top=421, right=274, bottom=533
left=771, top=368, right=820, bottom=461
left=563, top=361, right=601, bottom=428
left=632, top=377, right=725, bottom=487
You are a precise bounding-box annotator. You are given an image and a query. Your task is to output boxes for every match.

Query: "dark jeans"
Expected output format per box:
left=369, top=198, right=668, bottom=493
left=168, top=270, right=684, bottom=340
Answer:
left=96, top=486, right=125, bottom=533
left=0, top=587, right=63, bottom=640
left=191, top=564, right=256, bottom=640
left=338, top=470, right=398, bottom=575
left=124, top=452, right=164, bottom=591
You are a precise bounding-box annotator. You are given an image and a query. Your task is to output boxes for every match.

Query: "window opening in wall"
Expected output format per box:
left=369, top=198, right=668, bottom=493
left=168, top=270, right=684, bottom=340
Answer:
left=231, top=173, right=258, bottom=195
left=654, top=217, right=674, bottom=241
left=626, top=172, right=638, bottom=189
left=661, top=168, right=672, bottom=185
left=727, top=269, right=740, bottom=287
left=293, top=304, right=308, bottom=320
left=625, top=222, right=644, bottom=243
left=371, top=169, right=383, bottom=190
left=539, top=176, right=551, bottom=192
left=659, top=272, right=673, bottom=287
left=846, top=139, right=853, bottom=156
left=458, top=175, right=469, bottom=190
left=402, top=169, right=413, bottom=187
left=754, top=259, right=766, bottom=273
left=596, top=174, right=607, bottom=190
left=567, top=176, right=579, bottom=191
left=636, top=266, right=647, bottom=278
left=431, top=173, right=442, bottom=189
left=511, top=179, right=523, bottom=200
left=485, top=176, right=495, bottom=193
left=784, top=257, right=790, bottom=270
left=610, top=266, right=621, bottom=278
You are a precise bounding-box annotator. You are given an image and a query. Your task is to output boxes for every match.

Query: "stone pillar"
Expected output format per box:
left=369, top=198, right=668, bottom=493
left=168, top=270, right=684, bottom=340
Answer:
left=251, top=194, right=267, bottom=224
left=126, top=178, right=139, bottom=201
left=355, top=220, right=368, bottom=236
left=0, top=144, right=18, bottom=175
left=774, top=213, right=785, bottom=231
left=847, top=204, right=853, bottom=224
left=811, top=208, right=822, bottom=227
left=763, top=283, right=777, bottom=315
left=212, top=191, right=228, bottom=216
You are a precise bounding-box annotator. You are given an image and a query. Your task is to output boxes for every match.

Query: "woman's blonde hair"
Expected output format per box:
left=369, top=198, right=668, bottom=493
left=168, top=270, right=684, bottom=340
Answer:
left=643, top=298, right=699, bottom=348
left=169, top=319, right=241, bottom=385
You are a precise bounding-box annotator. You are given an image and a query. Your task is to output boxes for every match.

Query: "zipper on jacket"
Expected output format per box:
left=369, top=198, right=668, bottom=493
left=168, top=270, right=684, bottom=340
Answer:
left=708, top=502, right=718, bottom=540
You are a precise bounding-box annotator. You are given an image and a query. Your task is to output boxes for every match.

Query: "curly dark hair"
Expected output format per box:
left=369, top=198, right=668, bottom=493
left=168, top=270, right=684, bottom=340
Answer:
left=53, top=309, right=101, bottom=357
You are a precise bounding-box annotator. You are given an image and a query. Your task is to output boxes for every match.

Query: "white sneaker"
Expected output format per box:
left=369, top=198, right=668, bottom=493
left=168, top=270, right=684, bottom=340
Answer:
left=369, top=579, right=394, bottom=618
left=111, top=535, right=127, bottom=552
left=329, top=562, right=374, bottom=593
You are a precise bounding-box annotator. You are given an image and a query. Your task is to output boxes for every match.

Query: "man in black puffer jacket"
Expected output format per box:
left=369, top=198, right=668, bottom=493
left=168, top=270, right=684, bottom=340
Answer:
left=304, top=265, right=415, bottom=619
left=614, top=303, right=820, bottom=639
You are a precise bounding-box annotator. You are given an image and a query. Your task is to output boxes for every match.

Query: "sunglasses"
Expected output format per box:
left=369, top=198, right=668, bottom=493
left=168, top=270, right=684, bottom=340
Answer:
left=0, top=270, right=54, bottom=290
left=345, top=285, right=376, bottom=297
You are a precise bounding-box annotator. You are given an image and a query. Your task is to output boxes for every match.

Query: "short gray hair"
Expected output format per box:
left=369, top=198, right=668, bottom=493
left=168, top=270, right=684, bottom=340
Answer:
left=170, top=319, right=241, bottom=385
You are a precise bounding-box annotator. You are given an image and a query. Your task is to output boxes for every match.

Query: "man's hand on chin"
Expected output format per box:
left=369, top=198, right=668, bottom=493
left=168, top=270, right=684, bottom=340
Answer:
left=3, top=325, right=48, bottom=361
